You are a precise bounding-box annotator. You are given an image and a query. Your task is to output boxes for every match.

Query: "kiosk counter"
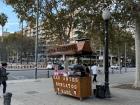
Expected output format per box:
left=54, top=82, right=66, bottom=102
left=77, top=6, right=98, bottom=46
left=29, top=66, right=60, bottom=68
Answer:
left=52, top=75, right=92, bottom=100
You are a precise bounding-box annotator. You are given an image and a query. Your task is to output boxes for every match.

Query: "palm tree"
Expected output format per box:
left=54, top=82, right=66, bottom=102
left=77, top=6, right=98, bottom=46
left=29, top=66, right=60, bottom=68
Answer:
left=0, top=13, right=8, bottom=37
left=0, top=13, right=8, bottom=62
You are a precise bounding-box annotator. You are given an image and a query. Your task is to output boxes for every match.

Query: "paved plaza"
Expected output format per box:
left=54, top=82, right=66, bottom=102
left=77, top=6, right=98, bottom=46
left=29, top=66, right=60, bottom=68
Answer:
left=0, top=68, right=139, bottom=105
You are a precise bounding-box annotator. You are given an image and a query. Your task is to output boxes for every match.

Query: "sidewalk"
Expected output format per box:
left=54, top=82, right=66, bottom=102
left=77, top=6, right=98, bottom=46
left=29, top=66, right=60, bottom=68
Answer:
left=0, top=78, right=140, bottom=105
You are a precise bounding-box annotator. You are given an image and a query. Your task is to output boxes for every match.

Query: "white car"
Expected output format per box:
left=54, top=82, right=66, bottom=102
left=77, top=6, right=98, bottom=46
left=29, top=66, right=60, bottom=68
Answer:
left=110, top=65, right=120, bottom=70
left=46, top=62, right=54, bottom=70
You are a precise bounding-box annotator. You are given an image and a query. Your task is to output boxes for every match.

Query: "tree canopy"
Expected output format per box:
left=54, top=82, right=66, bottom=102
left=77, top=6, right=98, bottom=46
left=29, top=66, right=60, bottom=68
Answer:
left=0, top=32, right=35, bottom=63
left=3, top=0, right=135, bottom=55
left=0, top=13, right=8, bottom=27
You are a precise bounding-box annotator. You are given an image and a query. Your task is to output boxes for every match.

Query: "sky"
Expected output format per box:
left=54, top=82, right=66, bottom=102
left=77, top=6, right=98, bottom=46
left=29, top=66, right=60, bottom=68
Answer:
left=0, top=1, right=21, bottom=35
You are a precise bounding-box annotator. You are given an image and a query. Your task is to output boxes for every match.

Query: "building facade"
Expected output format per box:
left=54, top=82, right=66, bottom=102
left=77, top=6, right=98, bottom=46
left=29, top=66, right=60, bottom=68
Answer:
left=23, top=24, right=47, bottom=62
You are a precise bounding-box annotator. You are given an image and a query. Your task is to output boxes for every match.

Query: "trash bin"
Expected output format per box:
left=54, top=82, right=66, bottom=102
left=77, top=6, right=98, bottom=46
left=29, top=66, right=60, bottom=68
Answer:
left=3, top=92, right=12, bottom=105
left=95, top=85, right=105, bottom=98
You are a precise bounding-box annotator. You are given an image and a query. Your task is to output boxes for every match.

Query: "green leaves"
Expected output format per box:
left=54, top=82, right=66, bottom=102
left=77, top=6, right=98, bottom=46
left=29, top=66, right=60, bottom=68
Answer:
left=0, top=13, right=8, bottom=27
left=3, top=0, right=135, bottom=56
left=1, top=32, right=35, bottom=62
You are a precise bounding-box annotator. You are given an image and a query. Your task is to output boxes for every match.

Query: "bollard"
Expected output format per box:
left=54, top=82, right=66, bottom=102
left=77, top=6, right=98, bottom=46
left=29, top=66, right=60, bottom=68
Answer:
left=119, top=67, right=122, bottom=74
left=111, top=69, right=114, bottom=74
left=120, top=69, right=121, bottom=74
left=47, top=70, right=49, bottom=78
left=3, top=92, right=12, bottom=105
left=125, top=67, right=127, bottom=72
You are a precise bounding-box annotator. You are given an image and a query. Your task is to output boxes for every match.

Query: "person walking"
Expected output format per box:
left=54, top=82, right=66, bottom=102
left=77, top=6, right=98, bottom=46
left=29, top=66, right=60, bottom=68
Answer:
left=83, top=64, right=90, bottom=75
left=91, top=63, right=98, bottom=82
left=0, top=62, right=9, bottom=95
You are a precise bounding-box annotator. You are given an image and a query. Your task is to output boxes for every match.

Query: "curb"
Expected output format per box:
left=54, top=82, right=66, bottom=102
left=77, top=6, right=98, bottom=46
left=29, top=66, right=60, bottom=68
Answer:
left=7, top=78, right=49, bottom=84
left=7, top=68, right=48, bottom=71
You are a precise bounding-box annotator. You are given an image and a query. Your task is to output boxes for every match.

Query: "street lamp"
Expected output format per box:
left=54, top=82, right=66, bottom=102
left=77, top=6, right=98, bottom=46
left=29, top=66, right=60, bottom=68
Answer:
left=35, top=0, right=39, bottom=79
left=102, top=8, right=111, bottom=98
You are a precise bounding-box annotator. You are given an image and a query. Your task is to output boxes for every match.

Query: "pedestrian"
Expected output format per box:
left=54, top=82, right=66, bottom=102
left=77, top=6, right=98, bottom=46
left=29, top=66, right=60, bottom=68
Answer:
left=91, top=62, right=98, bottom=82
left=0, top=62, right=9, bottom=96
left=83, top=64, right=90, bottom=75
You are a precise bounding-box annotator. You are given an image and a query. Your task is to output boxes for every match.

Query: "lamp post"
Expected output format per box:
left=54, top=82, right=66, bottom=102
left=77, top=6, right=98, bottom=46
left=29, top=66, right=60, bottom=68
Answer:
left=102, top=8, right=111, bottom=98
left=35, top=0, right=39, bottom=79
left=124, top=42, right=127, bottom=72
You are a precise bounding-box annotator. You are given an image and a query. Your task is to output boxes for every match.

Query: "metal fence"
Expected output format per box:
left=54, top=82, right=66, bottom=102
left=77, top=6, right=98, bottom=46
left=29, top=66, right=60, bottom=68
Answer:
left=7, top=63, right=47, bottom=70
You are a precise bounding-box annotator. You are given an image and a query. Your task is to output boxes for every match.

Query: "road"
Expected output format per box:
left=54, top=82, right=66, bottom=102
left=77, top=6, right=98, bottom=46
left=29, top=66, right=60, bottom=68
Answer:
left=7, top=67, right=136, bottom=85
left=7, top=69, right=54, bottom=80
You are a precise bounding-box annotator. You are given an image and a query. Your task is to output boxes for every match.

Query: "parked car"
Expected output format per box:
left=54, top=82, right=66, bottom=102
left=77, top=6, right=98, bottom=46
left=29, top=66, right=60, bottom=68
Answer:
left=46, top=62, right=54, bottom=70
left=58, top=64, right=64, bottom=70
left=68, top=64, right=77, bottom=70
left=110, top=65, right=120, bottom=70
left=53, top=63, right=64, bottom=70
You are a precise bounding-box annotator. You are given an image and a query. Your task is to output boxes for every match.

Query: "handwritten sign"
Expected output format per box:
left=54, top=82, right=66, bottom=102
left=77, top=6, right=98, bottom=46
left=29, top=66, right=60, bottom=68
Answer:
left=53, top=76, right=79, bottom=96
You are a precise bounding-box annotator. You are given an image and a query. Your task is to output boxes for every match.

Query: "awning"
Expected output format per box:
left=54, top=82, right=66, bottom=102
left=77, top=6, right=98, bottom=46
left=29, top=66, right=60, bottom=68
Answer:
left=47, top=41, right=94, bottom=57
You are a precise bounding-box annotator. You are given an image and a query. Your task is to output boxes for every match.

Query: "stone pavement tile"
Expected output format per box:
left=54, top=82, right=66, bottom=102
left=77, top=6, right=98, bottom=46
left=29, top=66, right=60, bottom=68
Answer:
left=0, top=74, right=138, bottom=105
left=3, top=78, right=140, bottom=105
left=36, top=89, right=140, bottom=105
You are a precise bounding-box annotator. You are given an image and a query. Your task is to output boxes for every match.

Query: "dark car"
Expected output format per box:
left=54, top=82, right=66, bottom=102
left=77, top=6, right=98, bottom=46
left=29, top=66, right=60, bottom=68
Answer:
left=68, top=64, right=77, bottom=70
left=53, top=63, right=64, bottom=70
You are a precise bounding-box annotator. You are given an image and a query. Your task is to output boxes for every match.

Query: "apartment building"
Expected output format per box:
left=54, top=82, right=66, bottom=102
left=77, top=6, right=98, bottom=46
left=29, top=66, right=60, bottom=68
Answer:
left=2, top=31, right=10, bottom=36
left=23, top=24, right=47, bottom=62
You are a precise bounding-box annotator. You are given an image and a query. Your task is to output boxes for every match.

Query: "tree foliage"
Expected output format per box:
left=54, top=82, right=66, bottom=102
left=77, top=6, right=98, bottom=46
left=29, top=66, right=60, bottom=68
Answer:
left=0, top=32, right=35, bottom=63
left=3, top=0, right=135, bottom=55
left=0, top=12, right=8, bottom=62
left=0, top=13, right=8, bottom=27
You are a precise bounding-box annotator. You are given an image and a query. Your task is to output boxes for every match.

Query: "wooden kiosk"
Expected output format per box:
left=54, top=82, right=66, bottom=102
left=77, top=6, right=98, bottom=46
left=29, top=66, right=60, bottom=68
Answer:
left=47, top=40, right=94, bottom=100
left=52, top=75, right=91, bottom=100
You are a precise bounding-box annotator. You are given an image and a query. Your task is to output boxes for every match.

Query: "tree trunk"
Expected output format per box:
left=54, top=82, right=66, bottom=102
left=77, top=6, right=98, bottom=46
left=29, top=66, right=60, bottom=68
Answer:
left=2, top=26, right=3, bottom=38
left=1, top=26, right=7, bottom=62
left=16, top=51, right=19, bottom=63
left=117, top=47, right=120, bottom=66
left=134, top=17, right=140, bottom=87
left=20, top=20, right=24, bottom=64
